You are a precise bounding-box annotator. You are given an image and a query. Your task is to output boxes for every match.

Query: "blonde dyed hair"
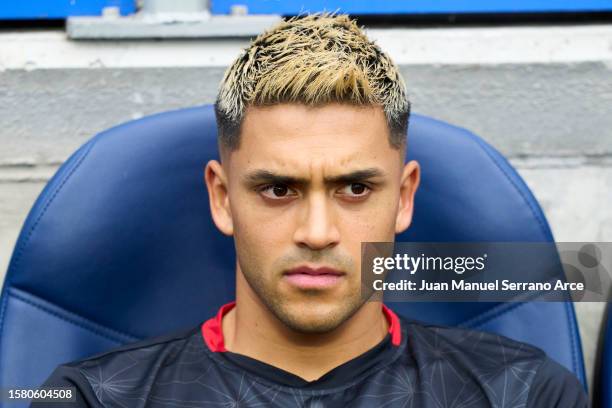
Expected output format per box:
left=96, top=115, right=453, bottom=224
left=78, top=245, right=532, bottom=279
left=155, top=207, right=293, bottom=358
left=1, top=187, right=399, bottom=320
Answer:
left=215, top=13, right=410, bottom=150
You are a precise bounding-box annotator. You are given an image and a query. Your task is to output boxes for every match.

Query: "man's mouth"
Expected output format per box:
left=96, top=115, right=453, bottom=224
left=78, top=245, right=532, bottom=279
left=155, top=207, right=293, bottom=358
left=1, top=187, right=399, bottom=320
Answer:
left=283, top=266, right=345, bottom=290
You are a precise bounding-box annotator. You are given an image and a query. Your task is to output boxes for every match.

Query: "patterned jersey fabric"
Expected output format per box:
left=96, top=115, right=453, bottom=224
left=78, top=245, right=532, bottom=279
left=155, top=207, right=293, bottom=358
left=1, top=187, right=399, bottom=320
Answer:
left=33, top=303, right=587, bottom=407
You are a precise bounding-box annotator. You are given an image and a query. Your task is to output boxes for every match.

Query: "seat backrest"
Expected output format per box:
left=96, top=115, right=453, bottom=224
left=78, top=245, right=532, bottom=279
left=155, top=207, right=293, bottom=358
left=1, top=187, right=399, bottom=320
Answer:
left=597, top=304, right=612, bottom=407
left=0, top=105, right=586, bottom=396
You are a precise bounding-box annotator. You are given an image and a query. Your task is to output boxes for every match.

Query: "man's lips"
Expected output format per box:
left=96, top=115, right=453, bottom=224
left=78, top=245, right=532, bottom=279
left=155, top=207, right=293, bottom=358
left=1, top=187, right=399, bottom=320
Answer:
left=283, top=266, right=345, bottom=289
left=285, top=266, right=345, bottom=276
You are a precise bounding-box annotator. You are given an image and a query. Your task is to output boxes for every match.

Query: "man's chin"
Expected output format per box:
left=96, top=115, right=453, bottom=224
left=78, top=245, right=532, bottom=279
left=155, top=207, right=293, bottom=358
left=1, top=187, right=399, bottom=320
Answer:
left=271, top=298, right=363, bottom=334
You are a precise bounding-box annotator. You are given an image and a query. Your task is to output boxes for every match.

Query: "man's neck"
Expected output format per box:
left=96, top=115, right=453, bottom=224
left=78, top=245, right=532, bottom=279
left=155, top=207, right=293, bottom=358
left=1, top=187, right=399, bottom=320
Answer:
left=221, top=289, right=388, bottom=382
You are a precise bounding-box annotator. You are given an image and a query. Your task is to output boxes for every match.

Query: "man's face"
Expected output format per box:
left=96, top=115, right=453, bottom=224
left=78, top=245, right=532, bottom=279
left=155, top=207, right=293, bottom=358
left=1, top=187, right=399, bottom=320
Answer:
left=206, top=103, right=419, bottom=333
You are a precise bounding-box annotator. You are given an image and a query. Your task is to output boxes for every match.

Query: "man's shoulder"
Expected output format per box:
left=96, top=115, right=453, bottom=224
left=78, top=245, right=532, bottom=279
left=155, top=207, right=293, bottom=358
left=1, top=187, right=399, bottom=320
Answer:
left=40, top=325, right=204, bottom=388
left=401, top=316, right=547, bottom=364
left=399, top=316, right=588, bottom=407
left=34, top=325, right=211, bottom=407
left=68, top=325, right=200, bottom=367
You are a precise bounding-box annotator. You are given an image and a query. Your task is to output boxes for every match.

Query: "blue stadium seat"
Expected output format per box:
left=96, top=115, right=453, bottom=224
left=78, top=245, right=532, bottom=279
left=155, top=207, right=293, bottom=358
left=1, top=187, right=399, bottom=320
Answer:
left=598, top=304, right=612, bottom=407
left=0, top=105, right=586, bottom=404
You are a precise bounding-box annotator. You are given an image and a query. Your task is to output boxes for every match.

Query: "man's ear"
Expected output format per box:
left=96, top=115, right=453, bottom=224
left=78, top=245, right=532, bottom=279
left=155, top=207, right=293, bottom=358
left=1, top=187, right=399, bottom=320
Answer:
left=204, top=160, right=234, bottom=236
left=395, top=160, right=420, bottom=234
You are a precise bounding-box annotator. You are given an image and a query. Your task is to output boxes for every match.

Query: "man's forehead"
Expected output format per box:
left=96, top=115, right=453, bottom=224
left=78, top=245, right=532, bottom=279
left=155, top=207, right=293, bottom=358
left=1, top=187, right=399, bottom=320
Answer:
left=223, top=103, right=401, bottom=172
left=248, top=151, right=373, bottom=170
left=240, top=104, right=389, bottom=144
left=234, top=147, right=392, bottom=178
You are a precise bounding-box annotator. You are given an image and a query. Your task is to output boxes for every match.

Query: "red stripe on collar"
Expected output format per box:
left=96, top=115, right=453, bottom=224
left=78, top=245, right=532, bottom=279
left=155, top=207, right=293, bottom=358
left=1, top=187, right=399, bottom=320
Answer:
left=201, top=301, right=236, bottom=352
left=382, top=304, right=402, bottom=346
left=201, top=301, right=402, bottom=352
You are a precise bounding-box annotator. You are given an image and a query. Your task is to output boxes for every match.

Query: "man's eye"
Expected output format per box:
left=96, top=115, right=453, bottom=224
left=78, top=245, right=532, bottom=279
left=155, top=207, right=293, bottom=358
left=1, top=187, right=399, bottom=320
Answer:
left=259, top=184, right=296, bottom=199
left=338, top=183, right=370, bottom=197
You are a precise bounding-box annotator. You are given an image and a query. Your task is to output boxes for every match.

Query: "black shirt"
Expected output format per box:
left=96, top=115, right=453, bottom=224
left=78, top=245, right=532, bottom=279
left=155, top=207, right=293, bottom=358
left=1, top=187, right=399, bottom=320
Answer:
left=32, top=302, right=588, bottom=407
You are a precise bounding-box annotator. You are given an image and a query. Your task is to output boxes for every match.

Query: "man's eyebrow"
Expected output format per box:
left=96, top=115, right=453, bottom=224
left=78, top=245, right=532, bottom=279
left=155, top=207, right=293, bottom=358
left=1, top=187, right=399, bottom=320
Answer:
left=243, top=168, right=385, bottom=185
left=324, top=168, right=385, bottom=184
left=244, top=170, right=309, bottom=186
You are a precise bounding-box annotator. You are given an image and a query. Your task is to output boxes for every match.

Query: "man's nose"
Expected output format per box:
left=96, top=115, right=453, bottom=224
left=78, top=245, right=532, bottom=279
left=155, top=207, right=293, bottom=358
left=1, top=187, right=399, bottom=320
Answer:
left=293, top=192, right=340, bottom=250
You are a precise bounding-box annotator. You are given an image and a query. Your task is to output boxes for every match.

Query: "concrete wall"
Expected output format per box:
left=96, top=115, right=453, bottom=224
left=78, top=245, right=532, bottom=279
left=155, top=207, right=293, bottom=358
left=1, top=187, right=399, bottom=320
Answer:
left=1, top=25, right=611, bottom=392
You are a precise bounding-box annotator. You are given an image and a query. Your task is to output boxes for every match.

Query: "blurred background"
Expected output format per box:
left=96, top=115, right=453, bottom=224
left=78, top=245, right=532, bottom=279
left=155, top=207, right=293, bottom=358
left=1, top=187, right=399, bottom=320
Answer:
left=1, top=0, right=611, bottom=394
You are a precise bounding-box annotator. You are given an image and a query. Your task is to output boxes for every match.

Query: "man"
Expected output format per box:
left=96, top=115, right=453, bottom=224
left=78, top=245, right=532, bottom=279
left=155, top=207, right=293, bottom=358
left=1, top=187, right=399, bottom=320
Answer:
left=35, top=13, right=587, bottom=407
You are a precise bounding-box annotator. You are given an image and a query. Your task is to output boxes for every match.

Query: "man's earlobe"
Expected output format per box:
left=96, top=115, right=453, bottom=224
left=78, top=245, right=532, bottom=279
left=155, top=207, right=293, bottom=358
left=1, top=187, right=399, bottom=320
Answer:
left=204, top=160, right=234, bottom=236
left=395, top=160, right=420, bottom=234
